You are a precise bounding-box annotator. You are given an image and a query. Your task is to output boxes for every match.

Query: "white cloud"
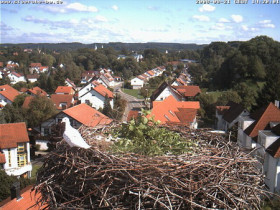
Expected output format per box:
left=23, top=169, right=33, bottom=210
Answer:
left=112, top=5, right=119, bottom=11
left=66, top=3, right=98, bottom=12
left=231, top=15, right=243, bottom=23
left=199, top=5, right=215, bottom=12
left=192, top=15, right=210, bottom=22
left=95, top=15, right=108, bottom=22
left=219, top=18, right=230, bottom=23
left=259, top=20, right=275, bottom=28
left=241, top=25, right=258, bottom=32
left=211, top=23, right=232, bottom=31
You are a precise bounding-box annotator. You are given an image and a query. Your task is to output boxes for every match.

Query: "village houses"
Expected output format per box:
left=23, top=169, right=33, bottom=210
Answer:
left=0, top=84, right=20, bottom=108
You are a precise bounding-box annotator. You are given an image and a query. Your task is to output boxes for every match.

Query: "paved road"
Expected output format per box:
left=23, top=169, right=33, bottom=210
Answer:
left=113, top=82, right=145, bottom=122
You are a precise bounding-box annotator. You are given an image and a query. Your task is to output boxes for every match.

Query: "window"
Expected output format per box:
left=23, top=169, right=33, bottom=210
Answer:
left=17, top=143, right=25, bottom=152
left=44, top=128, right=50, bottom=136
left=164, top=114, right=170, bottom=121
left=17, top=143, right=27, bottom=167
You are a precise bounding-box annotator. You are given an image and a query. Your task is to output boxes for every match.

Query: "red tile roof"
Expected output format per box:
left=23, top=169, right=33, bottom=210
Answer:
left=26, top=74, right=39, bottom=80
left=22, top=96, right=33, bottom=109
left=0, top=186, right=46, bottom=209
left=30, top=63, right=42, bottom=67
left=216, top=106, right=231, bottom=115
left=0, top=62, right=3, bottom=67
left=28, top=87, right=47, bottom=96
left=0, top=122, right=29, bottom=149
left=127, top=110, right=139, bottom=121
left=0, top=84, right=20, bottom=102
left=11, top=71, right=22, bottom=78
left=150, top=95, right=200, bottom=125
left=93, top=84, right=113, bottom=98
left=51, top=94, right=74, bottom=110
left=104, top=73, right=114, bottom=82
left=172, top=85, right=201, bottom=97
left=245, top=103, right=280, bottom=139
left=63, top=103, right=113, bottom=127
left=65, top=78, right=76, bottom=88
left=55, top=86, right=74, bottom=95
left=147, top=70, right=155, bottom=76
left=0, top=153, right=6, bottom=164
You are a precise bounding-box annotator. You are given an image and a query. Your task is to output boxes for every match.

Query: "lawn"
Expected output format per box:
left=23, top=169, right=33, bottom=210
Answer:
left=31, top=164, right=42, bottom=180
left=123, top=88, right=144, bottom=99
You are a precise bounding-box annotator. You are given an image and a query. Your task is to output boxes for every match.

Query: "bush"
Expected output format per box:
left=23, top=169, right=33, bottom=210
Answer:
left=112, top=110, right=195, bottom=156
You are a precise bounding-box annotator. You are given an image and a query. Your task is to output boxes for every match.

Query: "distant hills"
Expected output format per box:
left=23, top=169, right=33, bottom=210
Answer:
left=1, top=42, right=207, bottom=52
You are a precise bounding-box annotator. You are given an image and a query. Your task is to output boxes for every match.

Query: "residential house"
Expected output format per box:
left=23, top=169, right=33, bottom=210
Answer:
left=51, top=94, right=75, bottom=110
left=0, top=62, right=4, bottom=68
left=79, top=84, right=114, bottom=110
left=55, top=86, right=75, bottom=95
left=81, top=71, right=95, bottom=84
left=0, top=122, right=32, bottom=178
left=172, top=85, right=201, bottom=100
left=38, top=103, right=113, bottom=136
left=7, top=72, right=26, bottom=84
left=237, top=103, right=280, bottom=149
left=216, top=102, right=249, bottom=132
left=26, top=86, right=47, bottom=96
left=65, top=78, right=76, bottom=90
left=130, top=77, right=145, bottom=89
left=150, top=81, right=182, bottom=108
left=0, top=185, right=45, bottom=209
left=6, top=61, right=19, bottom=70
left=26, top=74, right=39, bottom=83
left=0, top=84, right=20, bottom=108
left=149, top=95, right=200, bottom=129
left=29, top=63, right=42, bottom=74
left=22, top=96, right=34, bottom=109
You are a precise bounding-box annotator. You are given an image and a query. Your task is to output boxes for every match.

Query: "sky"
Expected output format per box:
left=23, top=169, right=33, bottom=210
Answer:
left=1, top=0, right=279, bottom=44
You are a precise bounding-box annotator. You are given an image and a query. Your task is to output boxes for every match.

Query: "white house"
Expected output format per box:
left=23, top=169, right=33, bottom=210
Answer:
left=79, top=84, right=114, bottom=110
left=0, top=122, right=32, bottom=178
left=130, top=77, right=144, bottom=89
left=7, top=72, right=26, bottom=84
left=215, top=102, right=249, bottom=132
left=78, top=80, right=100, bottom=99
left=65, top=78, right=76, bottom=90
left=26, top=74, right=39, bottom=83
left=237, top=103, right=280, bottom=149
left=0, top=84, right=20, bottom=108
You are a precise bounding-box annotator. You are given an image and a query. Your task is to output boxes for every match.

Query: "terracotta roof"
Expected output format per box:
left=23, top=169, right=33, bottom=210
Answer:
left=104, top=73, right=114, bottom=82
left=0, top=122, right=29, bottom=149
left=22, top=96, right=33, bottom=109
left=0, top=185, right=46, bottom=209
left=26, top=74, right=39, bottom=79
left=20, top=87, right=28, bottom=93
left=147, top=70, right=155, bottom=76
left=244, top=103, right=280, bottom=139
left=216, top=106, right=230, bottom=115
left=0, top=84, right=20, bottom=102
left=266, top=138, right=280, bottom=158
left=91, top=80, right=100, bottom=87
left=11, top=71, right=22, bottom=78
left=55, top=86, right=74, bottom=95
left=63, top=103, right=113, bottom=127
left=0, top=62, right=3, bottom=67
left=222, top=102, right=245, bottom=123
left=93, top=84, right=113, bottom=98
left=127, top=110, right=139, bottom=121
left=28, top=87, right=47, bottom=96
left=39, top=66, right=48, bottom=71
left=30, top=63, right=42, bottom=67
left=51, top=94, right=74, bottom=110
left=137, top=75, right=145, bottom=80
left=172, top=85, right=201, bottom=97
left=0, top=153, right=6, bottom=164
left=150, top=95, right=200, bottom=125
left=65, top=78, right=76, bottom=88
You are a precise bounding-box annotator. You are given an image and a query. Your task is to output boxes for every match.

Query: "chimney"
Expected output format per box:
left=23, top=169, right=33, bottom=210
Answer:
left=275, top=100, right=279, bottom=108
left=10, top=182, right=22, bottom=200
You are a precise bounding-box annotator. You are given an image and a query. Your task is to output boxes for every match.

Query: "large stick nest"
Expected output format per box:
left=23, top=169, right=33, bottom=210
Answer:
left=34, top=126, right=271, bottom=209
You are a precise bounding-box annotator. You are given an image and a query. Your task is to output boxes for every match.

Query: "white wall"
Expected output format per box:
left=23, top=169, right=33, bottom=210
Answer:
left=155, top=86, right=180, bottom=102
left=78, top=83, right=93, bottom=98
left=80, top=89, right=106, bottom=110
left=0, top=94, right=12, bottom=107
left=131, top=78, right=144, bottom=89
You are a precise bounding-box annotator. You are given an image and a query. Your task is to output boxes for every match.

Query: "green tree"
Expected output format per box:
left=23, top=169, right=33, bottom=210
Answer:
left=233, top=83, right=258, bottom=111
left=102, top=95, right=113, bottom=117
left=216, top=91, right=242, bottom=106
left=26, top=95, right=57, bottom=127
left=12, top=94, right=28, bottom=108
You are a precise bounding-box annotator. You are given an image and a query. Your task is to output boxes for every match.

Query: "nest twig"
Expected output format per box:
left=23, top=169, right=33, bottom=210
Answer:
left=34, top=126, right=272, bottom=209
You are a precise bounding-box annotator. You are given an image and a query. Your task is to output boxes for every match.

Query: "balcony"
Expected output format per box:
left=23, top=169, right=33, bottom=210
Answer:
left=5, top=163, right=32, bottom=177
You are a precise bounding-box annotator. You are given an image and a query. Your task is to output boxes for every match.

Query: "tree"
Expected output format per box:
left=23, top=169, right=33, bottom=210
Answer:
left=12, top=94, right=28, bottom=108
left=233, top=83, right=258, bottom=111
left=216, top=91, right=242, bottom=106
left=26, top=95, right=57, bottom=127
left=102, top=95, right=113, bottom=117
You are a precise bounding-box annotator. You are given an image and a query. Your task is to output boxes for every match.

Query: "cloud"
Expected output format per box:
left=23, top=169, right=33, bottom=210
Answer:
left=231, top=15, right=243, bottom=23
left=219, top=18, right=230, bottom=23
left=147, top=6, right=160, bottom=11
left=241, top=25, right=258, bottom=32
left=192, top=15, right=210, bottom=22
left=211, top=23, right=232, bottom=31
left=112, top=5, right=119, bottom=11
left=35, top=2, right=98, bottom=13
left=199, top=5, right=215, bottom=12
left=259, top=20, right=275, bottom=28
left=95, top=15, right=108, bottom=22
